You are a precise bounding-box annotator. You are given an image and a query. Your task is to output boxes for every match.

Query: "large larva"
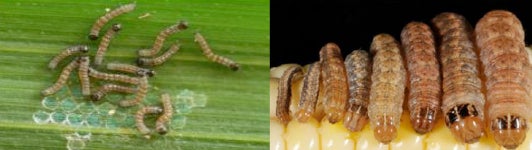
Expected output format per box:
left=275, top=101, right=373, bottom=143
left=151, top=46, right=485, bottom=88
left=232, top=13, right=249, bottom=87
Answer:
left=276, top=65, right=303, bottom=124
left=91, top=84, right=136, bottom=101
left=78, top=56, right=91, bottom=96
left=88, top=67, right=139, bottom=84
left=88, top=3, right=135, bottom=40
left=475, top=10, right=530, bottom=149
left=294, top=61, right=320, bottom=122
left=319, top=42, right=349, bottom=124
left=48, top=45, right=88, bottom=70
left=137, top=21, right=188, bottom=57
left=155, top=93, right=173, bottom=135
left=194, top=32, right=241, bottom=71
left=400, top=22, right=441, bottom=134
left=137, top=41, right=181, bottom=67
left=135, top=106, right=163, bottom=136
left=368, top=33, right=406, bottom=144
left=119, top=75, right=149, bottom=107
left=106, top=63, right=155, bottom=77
left=343, top=50, right=371, bottom=132
left=94, top=23, right=122, bottom=66
left=42, top=59, right=80, bottom=96
left=432, top=12, right=486, bottom=144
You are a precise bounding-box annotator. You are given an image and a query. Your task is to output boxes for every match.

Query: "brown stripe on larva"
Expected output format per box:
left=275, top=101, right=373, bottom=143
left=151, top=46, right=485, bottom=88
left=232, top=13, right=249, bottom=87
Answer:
left=294, top=61, right=320, bottom=122
left=135, top=106, right=163, bottom=136
left=475, top=10, right=530, bottom=149
left=94, top=23, right=122, bottom=66
left=78, top=56, right=91, bottom=96
left=319, top=42, right=349, bottom=124
left=137, top=41, right=181, bottom=67
left=88, top=67, right=139, bottom=84
left=156, top=93, right=173, bottom=135
left=432, top=12, right=485, bottom=144
left=48, top=45, right=88, bottom=70
left=107, top=63, right=155, bottom=77
left=343, top=50, right=371, bottom=132
left=368, top=33, right=406, bottom=144
left=119, top=75, right=149, bottom=107
left=276, top=65, right=303, bottom=124
left=400, top=22, right=441, bottom=134
left=89, top=3, right=135, bottom=40
left=138, top=21, right=188, bottom=57
left=42, top=58, right=80, bottom=96
left=194, top=32, right=241, bottom=71
left=91, top=84, right=136, bottom=101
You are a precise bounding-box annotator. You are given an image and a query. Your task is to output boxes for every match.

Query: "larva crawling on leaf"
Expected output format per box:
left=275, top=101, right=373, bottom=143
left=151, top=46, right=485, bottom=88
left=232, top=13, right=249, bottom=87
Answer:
left=107, top=63, right=155, bottom=77
left=88, top=67, right=139, bottom=84
left=400, top=22, right=441, bottom=134
left=319, top=42, right=349, bottom=124
left=135, top=106, right=163, bottom=137
left=155, top=93, right=173, bottom=135
left=78, top=56, right=91, bottom=96
left=94, top=23, right=122, bottom=66
left=119, top=75, right=149, bottom=107
left=89, top=3, right=135, bottom=40
left=42, top=58, right=80, bottom=96
left=276, top=65, right=303, bottom=124
left=368, top=33, right=406, bottom=144
left=342, top=50, right=371, bottom=132
left=48, top=45, right=88, bottom=70
left=138, top=21, right=188, bottom=57
left=137, top=41, right=181, bottom=67
left=91, top=84, right=136, bottom=101
left=194, top=32, right=241, bottom=71
left=294, top=61, right=320, bottom=122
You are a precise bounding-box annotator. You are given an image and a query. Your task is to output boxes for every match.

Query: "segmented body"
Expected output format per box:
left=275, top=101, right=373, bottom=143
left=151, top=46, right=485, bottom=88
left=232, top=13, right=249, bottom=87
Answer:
left=42, top=59, right=80, bottom=96
left=295, top=61, right=320, bottom=122
left=89, top=3, right=135, bottom=40
left=91, top=84, right=136, bottom=101
left=276, top=65, right=303, bottom=124
left=137, top=41, right=180, bottom=67
left=319, top=43, right=349, bottom=124
left=107, top=63, right=155, bottom=77
left=138, top=21, right=188, bottom=57
left=343, top=50, right=371, bottom=132
left=88, top=68, right=139, bottom=84
left=194, top=32, right=240, bottom=71
left=94, top=23, right=121, bottom=66
left=135, top=106, right=163, bottom=135
left=48, top=45, right=88, bottom=69
left=156, top=93, right=173, bottom=135
left=78, top=56, right=91, bottom=96
left=119, top=75, right=148, bottom=107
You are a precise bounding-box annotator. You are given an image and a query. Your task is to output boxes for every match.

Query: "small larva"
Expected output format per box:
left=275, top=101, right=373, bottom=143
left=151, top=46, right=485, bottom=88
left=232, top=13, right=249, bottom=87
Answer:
left=294, top=61, right=320, bottom=123
left=343, top=50, right=371, bottom=132
left=135, top=106, right=163, bottom=136
left=78, top=56, right=91, bottom=96
left=48, top=45, right=88, bottom=70
left=88, top=67, right=139, bottom=84
left=194, top=32, right=241, bottom=71
left=276, top=65, right=303, bottom=124
left=368, top=33, right=406, bottom=144
left=137, top=41, right=181, bottom=67
left=91, top=84, right=136, bottom=101
left=137, top=21, right=188, bottom=57
left=107, top=63, right=155, bottom=77
left=155, top=93, right=173, bottom=135
left=94, top=23, right=122, bottom=66
left=89, top=3, right=135, bottom=40
left=319, top=42, right=349, bottom=124
left=119, top=75, right=149, bottom=107
left=42, top=59, right=80, bottom=96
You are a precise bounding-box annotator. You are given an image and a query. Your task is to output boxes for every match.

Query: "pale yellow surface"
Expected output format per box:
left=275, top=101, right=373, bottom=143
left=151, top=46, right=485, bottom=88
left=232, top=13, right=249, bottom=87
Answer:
left=318, top=120, right=355, bottom=150
left=284, top=118, right=321, bottom=150
left=271, top=119, right=285, bottom=150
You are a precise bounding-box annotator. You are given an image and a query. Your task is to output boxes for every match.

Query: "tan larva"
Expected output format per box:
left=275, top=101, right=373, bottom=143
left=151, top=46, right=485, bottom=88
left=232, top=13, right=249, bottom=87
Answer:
left=194, top=32, right=241, bottom=71
left=137, top=41, right=181, bottom=67
left=88, top=67, right=139, bottom=84
left=107, top=63, right=155, bottom=77
left=343, top=50, right=371, bottom=132
left=89, top=3, right=135, bottom=40
left=319, top=42, right=349, bottom=124
left=135, top=106, right=163, bottom=136
left=78, top=56, right=91, bottom=96
left=276, top=65, right=303, bottom=124
left=475, top=10, right=530, bottom=149
left=91, top=84, right=136, bottom=101
left=42, top=59, right=80, bottom=96
left=155, top=93, right=173, bottom=135
left=138, top=21, right=188, bottom=57
left=400, top=22, right=441, bottom=134
left=294, top=61, right=320, bottom=122
left=48, top=45, right=88, bottom=70
left=432, top=12, right=486, bottom=144
left=94, top=23, right=122, bottom=66
left=368, top=33, right=406, bottom=144
left=119, top=75, right=149, bottom=107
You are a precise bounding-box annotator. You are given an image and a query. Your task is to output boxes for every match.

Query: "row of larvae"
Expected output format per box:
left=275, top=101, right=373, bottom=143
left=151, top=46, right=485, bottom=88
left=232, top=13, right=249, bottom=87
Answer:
left=272, top=10, right=531, bottom=149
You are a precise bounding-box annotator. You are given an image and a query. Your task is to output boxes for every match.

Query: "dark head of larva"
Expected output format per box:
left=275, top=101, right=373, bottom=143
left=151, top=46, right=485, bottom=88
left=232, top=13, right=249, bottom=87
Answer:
left=178, top=20, right=189, bottom=30
left=88, top=34, right=98, bottom=40
left=80, top=45, right=89, bottom=53
left=90, top=93, right=103, bottom=101
left=156, top=126, right=168, bottom=135
left=229, top=64, right=240, bottom=71
left=145, top=69, right=156, bottom=77
left=112, top=23, right=122, bottom=32
left=136, top=58, right=147, bottom=67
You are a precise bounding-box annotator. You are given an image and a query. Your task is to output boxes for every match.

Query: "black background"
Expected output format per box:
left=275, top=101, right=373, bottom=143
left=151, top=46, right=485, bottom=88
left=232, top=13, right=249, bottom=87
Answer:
left=270, top=1, right=531, bottom=67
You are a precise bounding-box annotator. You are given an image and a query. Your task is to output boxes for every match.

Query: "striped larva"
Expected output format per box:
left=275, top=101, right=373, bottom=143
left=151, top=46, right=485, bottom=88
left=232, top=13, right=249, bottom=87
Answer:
left=276, top=65, right=303, bottom=124
left=135, top=106, right=163, bottom=136
left=432, top=12, right=486, bottom=144
left=475, top=10, right=530, bottom=149
left=319, top=42, right=349, bottom=124
left=91, top=84, right=136, bottom=101
left=107, top=63, right=155, bottom=77
left=119, top=75, right=149, bottom=107
left=343, top=50, right=371, bottom=132
left=194, top=32, right=241, bottom=71
left=368, top=33, right=406, bottom=144
left=294, top=61, right=320, bottom=122
left=48, top=45, right=88, bottom=70
left=88, top=67, right=139, bottom=84
left=94, top=23, right=122, bottom=66
left=78, top=56, right=91, bottom=96
left=42, top=59, right=80, bottom=96
left=137, top=21, right=188, bottom=57
left=400, top=22, right=441, bottom=134
left=137, top=41, right=181, bottom=67
left=155, top=93, right=173, bottom=135
left=89, top=3, right=135, bottom=40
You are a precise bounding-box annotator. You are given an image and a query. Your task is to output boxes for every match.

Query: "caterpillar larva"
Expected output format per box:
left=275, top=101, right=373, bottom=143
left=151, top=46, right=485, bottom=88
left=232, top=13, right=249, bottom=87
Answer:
left=368, top=33, right=406, bottom=144
left=78, top=56, right=91, bottom=96
left=276, top=65, right=303, bottom=124
left=155, top=93, right=173, bottom=135
left=135, top=106, right=163, bottom=136
left=107, top=63, right=155, bottom=77
left=432, top=12, right=486, bottom=144
left=343, top=50, right=371, bottom=132
left=91, top=84, right=136, bottom=101
left=118, top=75, right=149, bottom=107
left=48, top=45, right=88, bottom=70
left=137, top=41, right=181, bottom=67
left=319, top=42, right=349, bottom=124
left=400, top=22, right=441, bottom=134
left=89, top=3, right=135, bottom=40
left=42, top=58, right=80, bottom=96
left=194, top=32, right=241, bottom=71
left=94, top=23, right=122, bottom=66
left=137, top=21, right=188, bottom=57
left=475, top=10, right=530, bottom=149
left=88, top=67, right=139, bottom=84
left=294, top=61, right=320, bottom=122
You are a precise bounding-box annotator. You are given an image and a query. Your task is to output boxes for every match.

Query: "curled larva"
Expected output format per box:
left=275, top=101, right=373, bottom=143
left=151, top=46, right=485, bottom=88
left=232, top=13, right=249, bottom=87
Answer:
left=194, top=32, right=240, bottom=71
left=343, top=50, right=371, bottom=132
left=119, top=75, right=149, bottom=107
left=276, top=65, right=303, bottom=124
left=42, top=59, right=80, bottom=96
left=88, top=67, right=139, bottom=84
left=107, top=63, right=155, bottom=77
left=155, top=93, right=173, bottom=135
left=294, top=61, right=320, bottom=122
left=138, top=21, right=188, bottom=57
left=78, top=56, right=91, bottom=96
left=368, top=33, right=406, bottom=144
left=400, top=22, right=441, bottom=134
left=475, top=10, right=530, bottom=149
left=48, top=45, right=88, bottom=70
left=136, top=106, right=163, bottom=136
left=91, top=84, right=136, bottom=101
left=319, top=42, right=349, bottom=124
left=94, top=23, right=122, bottom=66
left=89, top=3, right=135, bottom=40
left=137, top=41, right=181, bottom=67
left=432, top=12, right=486, bottom=144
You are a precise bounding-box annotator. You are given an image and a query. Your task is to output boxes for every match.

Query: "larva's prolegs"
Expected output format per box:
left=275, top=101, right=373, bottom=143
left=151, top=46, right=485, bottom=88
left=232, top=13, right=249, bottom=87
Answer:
left=48, top=45, right=88, bottom=70
left=343, top=50, right=371, bottom=132
left=138, top=21, right=188, bottom=57
left=294, top=62, right=320, bottom=122
left=42, top=59, right=80, bottom=96
left=194, top=32, right=241, bottom=71
left=94, top=23, right=122, bottom=66
left=276, top=65, right=303, bottom=124
left=319, top=43, right=349, bottom=124
left=89, top=3, right=135, bottom=40
left=78, top=56, right=91, bottom=96
left=156, top=93, right=173, bottom=135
